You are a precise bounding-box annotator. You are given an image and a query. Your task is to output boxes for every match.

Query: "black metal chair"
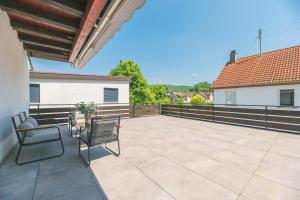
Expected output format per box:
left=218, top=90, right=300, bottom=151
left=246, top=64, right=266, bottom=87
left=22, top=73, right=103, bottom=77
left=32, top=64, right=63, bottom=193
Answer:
left=69, top=111, right=85, bottom=136
left=11, top=113, right=64, bottom=165
left=78, top=116, right=121, bottom=166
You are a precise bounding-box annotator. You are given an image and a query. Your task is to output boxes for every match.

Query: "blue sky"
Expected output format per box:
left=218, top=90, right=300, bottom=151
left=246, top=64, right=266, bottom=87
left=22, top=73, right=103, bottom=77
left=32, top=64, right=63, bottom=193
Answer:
left=32, top=0, right=300, bottom=86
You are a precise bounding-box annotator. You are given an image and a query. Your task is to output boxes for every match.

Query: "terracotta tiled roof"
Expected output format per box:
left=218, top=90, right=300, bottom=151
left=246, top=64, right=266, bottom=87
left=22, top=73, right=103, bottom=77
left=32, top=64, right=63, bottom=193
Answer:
left=213, top=45, right=300, bottom=89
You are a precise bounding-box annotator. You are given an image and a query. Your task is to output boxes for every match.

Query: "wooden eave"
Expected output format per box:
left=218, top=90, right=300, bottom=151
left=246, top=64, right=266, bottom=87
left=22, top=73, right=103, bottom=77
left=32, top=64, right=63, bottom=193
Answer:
left=0, top=0, right=110, bottom=63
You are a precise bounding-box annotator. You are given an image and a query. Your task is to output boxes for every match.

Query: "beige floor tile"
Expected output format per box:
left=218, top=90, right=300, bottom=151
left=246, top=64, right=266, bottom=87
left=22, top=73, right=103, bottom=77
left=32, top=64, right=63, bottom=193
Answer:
left=91, top=157, right=173, bottom=200
left=211, top=150, right=260, bottom=172
left=255, top=162, right=300, bottom=190
left=263, top=152, right=300, bottom=171
left=186, top=158, right=252, bottom=194
left=140, top=157, right=237, bottom=200
left=242, top=176, right=300, bottom=200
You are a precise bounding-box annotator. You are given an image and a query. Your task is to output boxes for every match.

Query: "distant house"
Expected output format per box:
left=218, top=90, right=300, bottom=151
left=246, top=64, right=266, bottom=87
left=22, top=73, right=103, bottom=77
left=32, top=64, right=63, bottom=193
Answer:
left=30, top=72, right=130, bottom=105
left=169, top=92, right=213, bottom=103
left=213, top=45, right=300, bottom=107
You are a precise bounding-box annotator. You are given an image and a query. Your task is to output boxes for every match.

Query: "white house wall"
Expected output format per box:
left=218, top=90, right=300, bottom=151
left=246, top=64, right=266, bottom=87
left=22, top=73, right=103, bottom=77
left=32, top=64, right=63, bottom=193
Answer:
left=30, top=79, right=130, bottom=104
left=214, top=84, right=300, bottom=106
left=0, top=11, right=29, bottom=163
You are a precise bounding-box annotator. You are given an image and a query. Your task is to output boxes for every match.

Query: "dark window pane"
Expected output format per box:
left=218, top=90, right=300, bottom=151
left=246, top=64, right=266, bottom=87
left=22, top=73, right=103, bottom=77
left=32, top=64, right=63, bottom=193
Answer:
left=30, top=84, right=40, bottom=103
left=104, top=88, right=118, bottom=103
left=280, top=89, right=294, bottom=106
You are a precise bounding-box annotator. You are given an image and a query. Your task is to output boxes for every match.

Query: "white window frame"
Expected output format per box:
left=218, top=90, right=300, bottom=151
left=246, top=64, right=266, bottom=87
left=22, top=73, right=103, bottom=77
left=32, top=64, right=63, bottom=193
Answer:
left=279, top=89, right=294, bottom=107
left=225, top=90, right=236, bottom=105
left=103, top=88, right=119, bottom=104
left=30, top=83, right=40, bottom=104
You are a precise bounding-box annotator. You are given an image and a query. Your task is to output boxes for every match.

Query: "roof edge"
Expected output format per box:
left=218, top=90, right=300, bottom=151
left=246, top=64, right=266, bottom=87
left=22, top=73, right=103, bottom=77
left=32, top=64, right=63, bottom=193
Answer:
left=213, top=81, right=300, bottom=90
left=30, top=71, right=131, bottom=82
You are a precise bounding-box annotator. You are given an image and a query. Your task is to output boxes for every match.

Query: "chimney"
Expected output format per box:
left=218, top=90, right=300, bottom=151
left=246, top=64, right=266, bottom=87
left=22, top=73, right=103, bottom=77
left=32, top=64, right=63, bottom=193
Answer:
left=229, top=50, right=236, bottom=64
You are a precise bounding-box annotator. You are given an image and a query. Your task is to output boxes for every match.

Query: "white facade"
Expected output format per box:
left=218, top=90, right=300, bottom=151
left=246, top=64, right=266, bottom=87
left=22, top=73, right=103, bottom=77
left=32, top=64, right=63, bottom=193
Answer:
left=30, top=77, right=130, bottom=104
left=0, top=11, right=30, bottom=163
left=214, top=84, right=300, bottom=106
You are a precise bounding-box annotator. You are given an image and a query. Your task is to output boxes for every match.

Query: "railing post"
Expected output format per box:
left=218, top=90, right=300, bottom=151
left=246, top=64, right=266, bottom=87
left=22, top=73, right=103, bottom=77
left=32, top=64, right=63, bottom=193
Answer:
left=37, top=104, right=40, bottom=120
left=159, top=104, right=162, bottom=115
left=265, top=106, right=268, bottom=129
left=212, top=104, right=215, bottom=121
left=132, top=105, right=135, bottom=118
left=180, top=104, right=183, bottom=117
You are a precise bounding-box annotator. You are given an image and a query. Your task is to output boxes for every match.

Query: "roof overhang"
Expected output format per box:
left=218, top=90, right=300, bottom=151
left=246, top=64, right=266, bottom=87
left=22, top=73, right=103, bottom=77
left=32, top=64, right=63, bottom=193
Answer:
left=0, top=0, right=145, bottom=67
left=30, top=71, right=131, bottom=81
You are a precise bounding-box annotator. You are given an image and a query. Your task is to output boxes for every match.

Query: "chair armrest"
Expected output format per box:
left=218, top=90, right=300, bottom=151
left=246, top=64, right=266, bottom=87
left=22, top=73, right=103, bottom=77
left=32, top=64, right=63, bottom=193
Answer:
left=17, top=124, right=59, bottom=132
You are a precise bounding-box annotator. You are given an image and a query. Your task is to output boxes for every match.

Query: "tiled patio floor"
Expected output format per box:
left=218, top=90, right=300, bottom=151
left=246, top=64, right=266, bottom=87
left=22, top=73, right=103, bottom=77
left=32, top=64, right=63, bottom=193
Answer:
left=1, top=115, right=300, bottom=200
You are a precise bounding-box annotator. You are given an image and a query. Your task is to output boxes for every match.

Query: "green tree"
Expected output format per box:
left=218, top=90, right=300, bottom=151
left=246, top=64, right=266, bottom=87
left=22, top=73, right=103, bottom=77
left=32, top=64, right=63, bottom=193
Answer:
left=190, top=82, right=212, bottom=92
left=109, top=60, right=147, bottom=90
left=150, top=84, right=170, bottom=104
left=109, top=60, right=156, bottom=105
left=190, top=95, right=206, bottom=105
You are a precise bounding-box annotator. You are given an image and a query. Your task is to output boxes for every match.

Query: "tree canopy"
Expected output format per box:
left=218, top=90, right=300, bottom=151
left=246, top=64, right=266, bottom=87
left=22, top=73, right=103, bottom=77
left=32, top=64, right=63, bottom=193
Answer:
left=190, top=82, right=212, bottom=92
left=109, top=60, right=170, bottom=105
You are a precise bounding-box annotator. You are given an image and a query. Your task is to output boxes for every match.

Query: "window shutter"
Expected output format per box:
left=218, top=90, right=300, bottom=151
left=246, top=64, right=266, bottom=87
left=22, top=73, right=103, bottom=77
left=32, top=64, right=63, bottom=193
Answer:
left=104, top=88, right=118, bottom=103
left=30, top=84, right=40, bottom=103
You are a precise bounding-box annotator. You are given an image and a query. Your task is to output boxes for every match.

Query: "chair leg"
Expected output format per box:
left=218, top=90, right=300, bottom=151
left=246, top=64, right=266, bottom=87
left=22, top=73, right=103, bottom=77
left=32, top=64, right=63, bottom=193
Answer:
left=78, top=138, right=90, bottom=166
left=15, top=138, right=64, bottom=165
left=105, top=139, right=120, bottom=156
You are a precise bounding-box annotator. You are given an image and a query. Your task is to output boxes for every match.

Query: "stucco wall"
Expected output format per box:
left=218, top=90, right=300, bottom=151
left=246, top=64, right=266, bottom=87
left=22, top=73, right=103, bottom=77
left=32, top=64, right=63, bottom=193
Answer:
left=0, top=11, right=29, bottom=163
left=214, top=84, right=300, bottom=106
left=30, top=79, right=130, bottom=104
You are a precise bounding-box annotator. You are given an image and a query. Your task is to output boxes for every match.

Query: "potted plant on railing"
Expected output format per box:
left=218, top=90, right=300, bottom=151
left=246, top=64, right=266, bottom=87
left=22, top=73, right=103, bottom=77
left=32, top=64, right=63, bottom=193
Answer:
left=77, top=102, right=97, bottom=128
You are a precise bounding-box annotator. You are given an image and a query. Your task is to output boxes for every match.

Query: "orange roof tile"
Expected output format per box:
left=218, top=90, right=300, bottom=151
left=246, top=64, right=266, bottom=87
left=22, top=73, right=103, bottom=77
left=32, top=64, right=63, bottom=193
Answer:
left=213, top=45, right=300, bottom=89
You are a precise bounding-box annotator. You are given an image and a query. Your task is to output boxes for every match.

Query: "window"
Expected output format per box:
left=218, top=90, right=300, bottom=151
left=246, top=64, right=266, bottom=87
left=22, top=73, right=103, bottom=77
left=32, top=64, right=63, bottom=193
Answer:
left=30, top=84, right=40, bottom=103
left=225, top=91, right=236, bottom=105
left=280, top=89, right=294, bottom=106
left=104, top=88, right=118, bottom=103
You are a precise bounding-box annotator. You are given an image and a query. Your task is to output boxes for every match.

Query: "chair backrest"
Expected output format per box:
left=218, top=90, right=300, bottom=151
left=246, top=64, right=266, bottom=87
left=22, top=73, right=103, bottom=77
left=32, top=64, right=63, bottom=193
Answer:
left=20, top=111, right=27, bottom=122
left=90, top=116, right=120, bottom=146
left=11, top=113, right=24, bottom=144
left=71, top=111, right=85, bottom=125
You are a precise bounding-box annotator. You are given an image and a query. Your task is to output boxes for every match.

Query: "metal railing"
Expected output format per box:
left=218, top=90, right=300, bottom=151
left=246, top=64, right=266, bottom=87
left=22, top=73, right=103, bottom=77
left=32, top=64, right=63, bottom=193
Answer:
left=161, top=104, right=300, bottom=133
left=29, top=103, right=161, bottom=125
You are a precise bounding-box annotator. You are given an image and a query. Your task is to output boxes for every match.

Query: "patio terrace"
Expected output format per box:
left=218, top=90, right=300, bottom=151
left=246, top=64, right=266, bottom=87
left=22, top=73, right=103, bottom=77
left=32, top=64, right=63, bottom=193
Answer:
left=1, top=115, right=300, bottom=200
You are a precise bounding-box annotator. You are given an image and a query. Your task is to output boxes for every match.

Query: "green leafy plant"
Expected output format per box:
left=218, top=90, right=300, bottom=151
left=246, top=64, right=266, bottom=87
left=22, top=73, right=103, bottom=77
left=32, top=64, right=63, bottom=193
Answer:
left=77, top=102, right=97, bottom=127
left=175, top=97, right=184, bottom=105
left=190, top=95, right=206, bottom=105
left=77, top=101, right=96, bottom=117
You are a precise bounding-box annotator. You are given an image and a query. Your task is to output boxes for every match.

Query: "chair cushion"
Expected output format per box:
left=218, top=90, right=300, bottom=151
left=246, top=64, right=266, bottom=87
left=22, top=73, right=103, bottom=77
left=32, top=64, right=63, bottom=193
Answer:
left=24, top=127, right=61, bottom=144
left=19, top=121, right=35, bottom=129
left=25, top=117, right=38, bottom=128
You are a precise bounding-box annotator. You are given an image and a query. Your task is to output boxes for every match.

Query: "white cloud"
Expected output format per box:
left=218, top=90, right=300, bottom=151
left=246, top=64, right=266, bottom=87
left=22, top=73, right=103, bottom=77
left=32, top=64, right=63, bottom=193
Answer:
left=192, top=73, right=199, bottom=77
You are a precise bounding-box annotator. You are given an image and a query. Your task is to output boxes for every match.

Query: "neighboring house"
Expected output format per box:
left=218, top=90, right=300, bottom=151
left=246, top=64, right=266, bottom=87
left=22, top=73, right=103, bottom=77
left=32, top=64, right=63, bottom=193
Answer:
left=169, top=92, right=213, bottom=103
left=30, top=72, right=130, bottom=105
left=213, top=45, right=300, bottom=107
left=171, top=92, right=194, bottom=103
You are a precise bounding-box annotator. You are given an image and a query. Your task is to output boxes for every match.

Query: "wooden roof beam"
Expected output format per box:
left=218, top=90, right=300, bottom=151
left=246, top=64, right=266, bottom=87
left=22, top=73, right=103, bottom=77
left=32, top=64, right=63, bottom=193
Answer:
left=19, top=34, right=72, bottom=52
left=24, top=44, right=69, bottom=56
left=10, top=20, right=74, bottom=44
left=69, top=0, right=106, bottom=63
left=30, top=51, right=69, bottom=62
left=38, top=0, right=84, bottom=18
left=0, top=1, right=78, bottom=34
